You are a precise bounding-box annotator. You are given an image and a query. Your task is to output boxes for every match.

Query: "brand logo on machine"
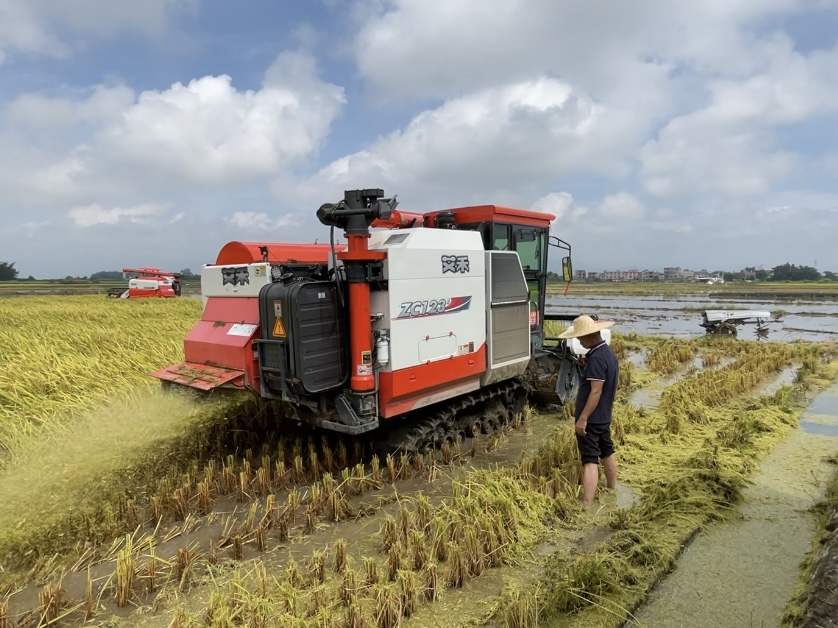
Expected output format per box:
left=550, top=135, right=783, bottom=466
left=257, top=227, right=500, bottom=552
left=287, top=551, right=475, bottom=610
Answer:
left=397, top=296, right=472, bottom=319
left=441, top=255, right=470, bottom=274
left=221, top=266, right=250, bottom=286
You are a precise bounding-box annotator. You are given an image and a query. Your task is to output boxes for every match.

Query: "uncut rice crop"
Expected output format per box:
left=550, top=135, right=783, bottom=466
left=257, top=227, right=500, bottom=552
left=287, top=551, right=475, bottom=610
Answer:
left=0, top=295, right=201, bottom=458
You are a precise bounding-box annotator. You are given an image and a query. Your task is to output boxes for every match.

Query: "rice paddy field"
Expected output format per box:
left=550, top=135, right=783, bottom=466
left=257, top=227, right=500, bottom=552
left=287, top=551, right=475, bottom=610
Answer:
left=1, top=294, right=838, bottom=627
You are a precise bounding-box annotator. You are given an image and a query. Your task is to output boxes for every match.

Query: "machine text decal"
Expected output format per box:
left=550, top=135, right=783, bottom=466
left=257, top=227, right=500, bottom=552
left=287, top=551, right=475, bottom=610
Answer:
left=397, top=296, right=472, bottom=319
left=441, top=255, right=470, bottom=274
left=221, top=266, right=250, bottom=286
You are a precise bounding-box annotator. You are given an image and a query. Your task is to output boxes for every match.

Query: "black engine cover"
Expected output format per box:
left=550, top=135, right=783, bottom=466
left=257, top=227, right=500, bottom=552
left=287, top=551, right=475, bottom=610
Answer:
left=258, top=280, right=348, bottom=397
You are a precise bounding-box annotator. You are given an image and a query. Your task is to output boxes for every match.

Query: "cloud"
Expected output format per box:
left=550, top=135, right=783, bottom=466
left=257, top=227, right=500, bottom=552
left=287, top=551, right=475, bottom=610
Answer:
left=651, top=221, right=694, bottom=234
left=0, top=0, right=194, bottom=62
left=0, top=50, right=345, bottom=210
left=351, top=0, right=803, bottom=103
left=68, top=203, right=169, bottom=227
left=292, top=77, right=638, bottom=210
left=227, top=212, right=298, bottom=230
left=5, top=85, right=135, bottom=131
left=531, top=192, right=644, bottom=234
left=3, top=0, right=838, bottom=278
left=640, top=36, right=838, bottom=200
left=94, top=51, right=344, bottom=185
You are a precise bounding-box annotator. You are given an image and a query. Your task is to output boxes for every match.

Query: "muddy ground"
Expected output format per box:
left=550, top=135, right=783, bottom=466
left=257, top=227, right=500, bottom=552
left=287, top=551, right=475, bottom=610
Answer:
left=795, top=521, right=838, bottom=628
left=2, top=337, right=837, bottom=628
left=786, top=461, right=838, bottom=628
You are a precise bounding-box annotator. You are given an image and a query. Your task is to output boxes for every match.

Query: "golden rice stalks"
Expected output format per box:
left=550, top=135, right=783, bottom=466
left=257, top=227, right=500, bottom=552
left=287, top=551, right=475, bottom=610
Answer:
left=0, top=295, right=202, bottom=457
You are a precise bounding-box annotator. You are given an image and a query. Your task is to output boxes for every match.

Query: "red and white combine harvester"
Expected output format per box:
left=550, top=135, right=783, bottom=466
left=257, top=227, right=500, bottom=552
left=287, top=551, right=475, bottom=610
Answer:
left=108, top=268, right=183, bottom=299
left=152, top=188, right=610, bottom=454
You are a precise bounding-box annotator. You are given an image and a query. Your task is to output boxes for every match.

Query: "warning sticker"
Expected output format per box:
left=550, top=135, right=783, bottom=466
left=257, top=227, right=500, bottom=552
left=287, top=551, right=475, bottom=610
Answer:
left=356, top=365, right=373, bottom=376
left=227, top=323, right=258, bottom=337
left=361, top=350, right=372, bottom=365
left=273, top=300, right=282, bottom=317
left=272, top=318, right=286, bottom=337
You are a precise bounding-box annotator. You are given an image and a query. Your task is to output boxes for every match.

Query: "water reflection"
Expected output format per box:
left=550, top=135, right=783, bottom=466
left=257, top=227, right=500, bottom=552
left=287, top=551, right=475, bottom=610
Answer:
left=547, top=294, right=838, bottom=343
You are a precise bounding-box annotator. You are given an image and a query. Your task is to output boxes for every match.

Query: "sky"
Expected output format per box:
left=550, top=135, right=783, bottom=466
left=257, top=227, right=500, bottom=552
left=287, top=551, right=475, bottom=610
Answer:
left=2, top=0, right=838, bottom=278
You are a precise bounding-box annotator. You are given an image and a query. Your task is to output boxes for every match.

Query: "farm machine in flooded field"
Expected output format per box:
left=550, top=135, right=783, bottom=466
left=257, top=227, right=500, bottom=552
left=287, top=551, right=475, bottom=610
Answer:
left=699, top=309, right=782, bottom=339
left=108, top=268, right=183, bottom=299
left=152, top=188, right=609, bottom=454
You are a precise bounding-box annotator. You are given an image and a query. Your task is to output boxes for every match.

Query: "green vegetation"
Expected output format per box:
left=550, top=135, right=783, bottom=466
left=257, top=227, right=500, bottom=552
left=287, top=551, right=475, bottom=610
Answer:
left=0, top=261, right=17, bottom=281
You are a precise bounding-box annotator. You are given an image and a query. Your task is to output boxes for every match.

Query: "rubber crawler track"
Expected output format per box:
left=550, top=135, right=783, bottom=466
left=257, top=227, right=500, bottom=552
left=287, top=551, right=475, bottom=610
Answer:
left=376, top=379, right=529, bottom=457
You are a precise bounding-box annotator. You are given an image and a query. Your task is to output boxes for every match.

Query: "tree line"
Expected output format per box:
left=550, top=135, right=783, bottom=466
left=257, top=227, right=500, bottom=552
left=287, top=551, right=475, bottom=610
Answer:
left=0, top=264, right=201, bottom=281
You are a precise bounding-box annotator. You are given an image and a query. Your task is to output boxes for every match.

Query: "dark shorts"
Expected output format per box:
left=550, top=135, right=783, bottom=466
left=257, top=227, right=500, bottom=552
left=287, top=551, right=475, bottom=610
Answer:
left=576, top=422, right=615, bottom=465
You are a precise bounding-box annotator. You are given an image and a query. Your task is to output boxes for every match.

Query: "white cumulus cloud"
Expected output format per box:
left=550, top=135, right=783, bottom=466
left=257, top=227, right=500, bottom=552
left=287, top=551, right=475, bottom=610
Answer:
left=0, top=0, right=194, bottom=62
left=68, top=203, right=169, bottom=227
left=227, top=212, right=298, bottom=231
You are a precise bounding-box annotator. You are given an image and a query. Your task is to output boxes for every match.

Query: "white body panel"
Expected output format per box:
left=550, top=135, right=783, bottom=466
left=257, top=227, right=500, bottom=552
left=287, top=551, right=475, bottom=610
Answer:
left=200, top=262, right=272, bottom=307
left=129, top=278, right=167, bottom=291
left=703, top=310, right=771, bottom=323
left=368, top=228, right=487, bottom=373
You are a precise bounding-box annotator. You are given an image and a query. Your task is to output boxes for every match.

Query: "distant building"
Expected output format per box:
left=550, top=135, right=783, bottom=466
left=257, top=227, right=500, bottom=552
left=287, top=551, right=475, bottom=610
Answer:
left=571, top=267, right=727, bottom=282
left=663, top=267, right=681, bottom=281
left=663, top=267, right=696, bottom=281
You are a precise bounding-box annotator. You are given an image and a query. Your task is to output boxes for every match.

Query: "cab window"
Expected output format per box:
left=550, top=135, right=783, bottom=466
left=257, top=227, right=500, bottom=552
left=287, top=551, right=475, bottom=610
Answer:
left=514, top=228, right=544, bottom=272
left=493, top=224, right=511, bottom=251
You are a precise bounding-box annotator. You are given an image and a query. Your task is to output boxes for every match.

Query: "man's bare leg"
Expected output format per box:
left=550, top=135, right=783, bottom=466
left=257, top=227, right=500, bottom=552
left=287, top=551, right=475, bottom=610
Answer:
left=602, top=454, right=617, bottom=490
left=582, top=463, right=599, bottom=506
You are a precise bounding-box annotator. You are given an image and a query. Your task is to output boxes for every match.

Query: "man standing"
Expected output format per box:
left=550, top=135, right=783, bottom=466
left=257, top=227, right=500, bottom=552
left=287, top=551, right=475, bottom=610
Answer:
left=558, top=315, right=619, bottom=507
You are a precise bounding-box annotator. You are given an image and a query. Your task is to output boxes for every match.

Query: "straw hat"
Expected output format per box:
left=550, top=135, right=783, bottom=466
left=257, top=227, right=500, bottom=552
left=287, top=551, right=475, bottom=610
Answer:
left=557, top=314, right=615, bottom=339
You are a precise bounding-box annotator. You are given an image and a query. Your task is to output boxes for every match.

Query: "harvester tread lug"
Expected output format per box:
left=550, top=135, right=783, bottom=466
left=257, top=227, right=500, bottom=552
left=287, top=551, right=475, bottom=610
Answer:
left=377, top=378, right=529, bottom=457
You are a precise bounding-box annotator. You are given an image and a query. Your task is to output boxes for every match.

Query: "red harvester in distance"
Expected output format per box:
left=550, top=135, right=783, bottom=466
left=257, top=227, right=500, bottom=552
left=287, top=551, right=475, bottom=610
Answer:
left=107, top=267, right=183, bottom=299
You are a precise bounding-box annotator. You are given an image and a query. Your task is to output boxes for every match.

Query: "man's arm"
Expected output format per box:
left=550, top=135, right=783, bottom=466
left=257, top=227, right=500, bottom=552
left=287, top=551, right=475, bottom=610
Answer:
left=575, top=380, right=603, bottom=435
left=575, top=352, right=607, bottom=436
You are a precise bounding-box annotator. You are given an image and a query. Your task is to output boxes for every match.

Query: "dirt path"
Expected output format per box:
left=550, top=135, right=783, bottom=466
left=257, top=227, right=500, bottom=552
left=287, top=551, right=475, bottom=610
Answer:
left=628, top=384, right=838, bottom=628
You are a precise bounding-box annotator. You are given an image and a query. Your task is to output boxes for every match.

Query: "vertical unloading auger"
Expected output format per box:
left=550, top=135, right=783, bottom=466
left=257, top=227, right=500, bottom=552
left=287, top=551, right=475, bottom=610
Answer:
left=313, top=189, right=400, bottom=433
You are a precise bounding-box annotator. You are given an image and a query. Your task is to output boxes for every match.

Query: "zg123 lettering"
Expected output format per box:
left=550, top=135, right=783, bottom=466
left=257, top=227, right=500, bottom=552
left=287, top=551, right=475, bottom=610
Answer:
left=398, top=298, right=450, bottom=318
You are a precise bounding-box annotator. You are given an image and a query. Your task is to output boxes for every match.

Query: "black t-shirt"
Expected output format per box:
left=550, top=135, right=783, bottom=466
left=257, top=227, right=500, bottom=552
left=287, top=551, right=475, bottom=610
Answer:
left=574, top=341, right=619, bottom=424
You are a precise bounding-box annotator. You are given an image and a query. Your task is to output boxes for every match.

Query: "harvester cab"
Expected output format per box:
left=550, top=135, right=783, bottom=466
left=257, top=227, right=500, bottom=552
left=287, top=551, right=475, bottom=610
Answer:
left=152, top=188, right=609, bottom=454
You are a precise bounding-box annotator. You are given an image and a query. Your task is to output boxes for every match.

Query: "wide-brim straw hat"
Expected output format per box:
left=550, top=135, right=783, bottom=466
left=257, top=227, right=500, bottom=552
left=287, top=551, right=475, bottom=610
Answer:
left=557, top=314, right=615, bottom=339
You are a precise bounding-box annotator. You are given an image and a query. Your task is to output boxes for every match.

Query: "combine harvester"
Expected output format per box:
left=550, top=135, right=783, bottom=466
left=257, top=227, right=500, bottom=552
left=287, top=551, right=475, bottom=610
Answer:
left=699, top=309, right=780, bottom=338
left=108, top=268, right=183, bottom=299
left=152, top=188, right=609, bottom=454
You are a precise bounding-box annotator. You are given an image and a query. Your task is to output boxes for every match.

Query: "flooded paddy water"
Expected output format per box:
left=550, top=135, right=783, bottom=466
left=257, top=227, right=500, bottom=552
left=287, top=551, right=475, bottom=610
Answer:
left=628, top=382, right=838, bottom=628
left=547, top=293, right=838, bottom=343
